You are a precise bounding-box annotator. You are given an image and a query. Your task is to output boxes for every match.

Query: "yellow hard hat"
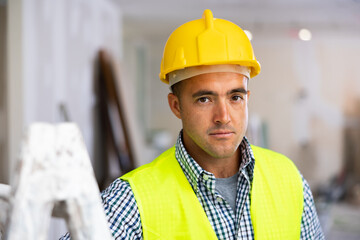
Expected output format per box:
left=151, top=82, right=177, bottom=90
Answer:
left=159, top=9, right=261, bottom=84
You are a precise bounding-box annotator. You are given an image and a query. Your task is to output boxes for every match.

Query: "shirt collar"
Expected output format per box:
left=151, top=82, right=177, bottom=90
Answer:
left=175, top=132, right=204, bottom=192
left=175, top=130, right=255, bottom=193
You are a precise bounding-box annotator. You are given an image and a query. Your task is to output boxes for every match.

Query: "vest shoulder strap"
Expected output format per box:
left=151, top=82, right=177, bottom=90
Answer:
left=251, top=145, right=304, bottom=240
left=121, top=146, right=218, bottom=240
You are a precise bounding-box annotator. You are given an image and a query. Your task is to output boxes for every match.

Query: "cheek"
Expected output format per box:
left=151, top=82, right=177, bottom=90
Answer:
left=181, top=106, right=210, bottom=130
left=243, top=109, right=249, bottom=130
left=232, top=105, right=248, bottom=125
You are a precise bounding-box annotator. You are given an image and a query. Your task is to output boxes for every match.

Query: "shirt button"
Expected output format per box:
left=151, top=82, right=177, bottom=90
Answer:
left=203, top=174, right=209, bottom=181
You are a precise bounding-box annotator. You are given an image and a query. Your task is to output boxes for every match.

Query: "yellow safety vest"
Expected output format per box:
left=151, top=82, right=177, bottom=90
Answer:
left=121, top=145, right=303, bottom=239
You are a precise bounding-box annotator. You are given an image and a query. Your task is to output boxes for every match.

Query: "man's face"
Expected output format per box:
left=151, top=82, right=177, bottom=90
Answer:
left=168, top=72, right=250, bottom=160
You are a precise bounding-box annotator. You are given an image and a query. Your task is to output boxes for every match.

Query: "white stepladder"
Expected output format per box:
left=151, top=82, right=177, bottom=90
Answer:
left=3, top=123, right=113, bottom=240
left=0, top=184, right=11, bottom=240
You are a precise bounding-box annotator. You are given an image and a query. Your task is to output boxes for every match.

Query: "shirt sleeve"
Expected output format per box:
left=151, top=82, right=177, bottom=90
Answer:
left=300, top=176, right=325, bottom=240
left=59, top=178, right=143, bottom=240
left=101, top=178, right=143, bottom=239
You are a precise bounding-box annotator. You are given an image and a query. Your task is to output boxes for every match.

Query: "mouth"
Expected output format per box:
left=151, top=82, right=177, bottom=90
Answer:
left=209, top=131, right=235, bottom=138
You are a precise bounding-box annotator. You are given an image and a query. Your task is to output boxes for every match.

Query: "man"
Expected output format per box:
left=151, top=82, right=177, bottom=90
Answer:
left=62, top=9, right=324, bottom=240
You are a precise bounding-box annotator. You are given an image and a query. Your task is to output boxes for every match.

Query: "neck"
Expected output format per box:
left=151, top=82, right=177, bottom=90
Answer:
left=196, top=151, right=240, bottom=178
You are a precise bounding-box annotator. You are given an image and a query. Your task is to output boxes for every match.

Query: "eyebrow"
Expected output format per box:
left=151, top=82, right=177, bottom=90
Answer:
left=192, top=88, right=248, bottom=98
left=192, top=90, right=217, bottom=98
left=229, top=88, right=248, bottom=95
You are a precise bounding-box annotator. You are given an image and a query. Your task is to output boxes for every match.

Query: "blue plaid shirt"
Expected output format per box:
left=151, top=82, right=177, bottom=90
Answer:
left=61, top=133, right=324, bottom=240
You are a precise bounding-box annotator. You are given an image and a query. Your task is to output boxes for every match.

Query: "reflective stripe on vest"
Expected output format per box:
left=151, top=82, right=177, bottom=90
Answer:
left=121, top=145, right=303, bottom=239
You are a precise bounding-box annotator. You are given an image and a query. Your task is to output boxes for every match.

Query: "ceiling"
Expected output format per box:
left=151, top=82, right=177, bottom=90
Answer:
left=114, top=0, right=360, bottom=39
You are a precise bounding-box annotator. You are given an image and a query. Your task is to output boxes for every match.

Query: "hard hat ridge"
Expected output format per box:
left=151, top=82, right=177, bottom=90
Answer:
left=203, top=9, right=214, bottom=29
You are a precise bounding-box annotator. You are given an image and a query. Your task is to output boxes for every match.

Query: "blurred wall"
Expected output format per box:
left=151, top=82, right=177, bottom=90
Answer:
left=6, top=0, right=123, bottom=237
left=6, top=0, right=122, bottom=185
left=0, top=3, right=7, bottom=184
left=248, top=35, right=360, bottom=188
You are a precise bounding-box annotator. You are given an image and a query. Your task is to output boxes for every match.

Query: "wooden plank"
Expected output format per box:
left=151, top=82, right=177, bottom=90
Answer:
left=97, top=50, right=135, bottom=188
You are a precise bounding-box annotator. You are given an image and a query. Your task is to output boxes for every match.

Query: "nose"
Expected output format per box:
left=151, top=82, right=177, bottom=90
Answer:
left=214, top=100, right=231, bottom=125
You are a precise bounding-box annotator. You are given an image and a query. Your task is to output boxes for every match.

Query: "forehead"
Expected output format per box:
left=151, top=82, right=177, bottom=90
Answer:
left=181, top=72, right=248, bottom=94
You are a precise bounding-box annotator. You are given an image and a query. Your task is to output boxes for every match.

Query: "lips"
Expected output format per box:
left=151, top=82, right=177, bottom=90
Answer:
left=209, top=130, right=235, bottom=138
left=210, top=131, right=233, bottom=135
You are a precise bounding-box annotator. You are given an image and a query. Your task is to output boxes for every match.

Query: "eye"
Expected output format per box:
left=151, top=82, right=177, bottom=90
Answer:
left=197, top=97, right=210, bottom=103
left=231, top=95, right=243, bottom=101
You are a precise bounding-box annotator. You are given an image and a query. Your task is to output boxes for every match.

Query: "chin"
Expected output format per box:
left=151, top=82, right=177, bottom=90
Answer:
left=208, top=148, right=238, bottom=159
left=213, top=141, right=242, bottom=158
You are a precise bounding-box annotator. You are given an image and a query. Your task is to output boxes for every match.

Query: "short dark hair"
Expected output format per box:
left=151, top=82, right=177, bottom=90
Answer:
left=170, top=81, right=184, bottom=100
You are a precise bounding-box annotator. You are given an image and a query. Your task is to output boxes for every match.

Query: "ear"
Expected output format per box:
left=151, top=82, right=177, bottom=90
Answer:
left=168, top=93, right=182, bottom=119
left=247, top=90, right=251, bottom=101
